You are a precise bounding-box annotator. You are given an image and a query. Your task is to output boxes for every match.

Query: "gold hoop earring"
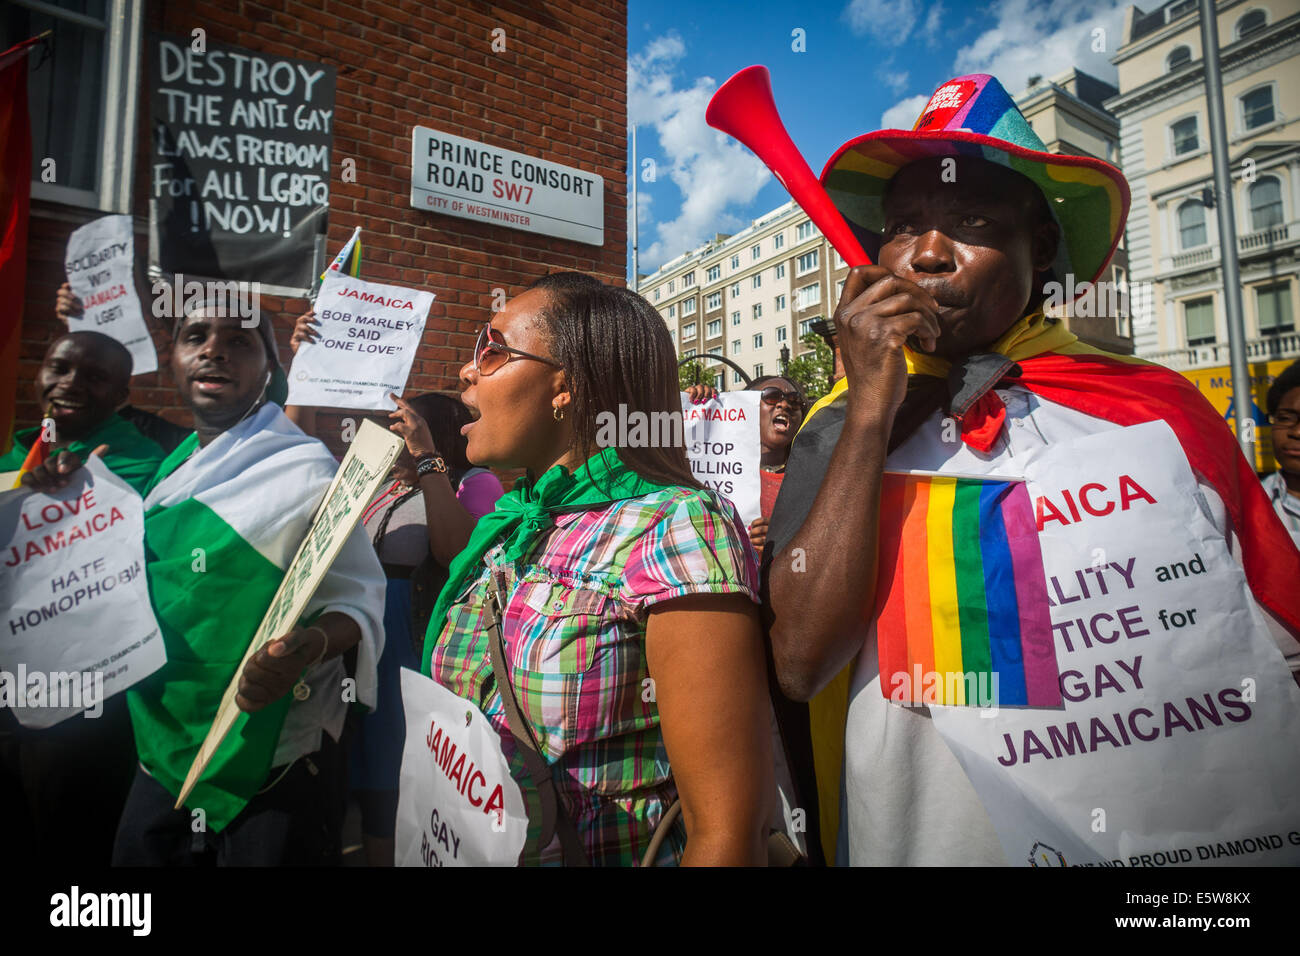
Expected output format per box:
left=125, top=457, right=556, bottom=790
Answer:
left=553, top=404, right=564, bottom=421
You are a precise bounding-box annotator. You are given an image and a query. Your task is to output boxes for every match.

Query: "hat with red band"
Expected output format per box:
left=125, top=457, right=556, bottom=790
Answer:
left=820, top=74, right=1130, bottom=297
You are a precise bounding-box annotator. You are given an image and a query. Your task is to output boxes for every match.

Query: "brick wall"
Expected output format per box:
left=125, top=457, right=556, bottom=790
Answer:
left=19, top=0, right=628, bottom=452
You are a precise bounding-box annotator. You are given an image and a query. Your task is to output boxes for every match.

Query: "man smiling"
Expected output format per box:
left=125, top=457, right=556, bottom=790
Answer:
left=3, top=332, right=165, bottom=493
left=763, top=75, right=1300, bottom=866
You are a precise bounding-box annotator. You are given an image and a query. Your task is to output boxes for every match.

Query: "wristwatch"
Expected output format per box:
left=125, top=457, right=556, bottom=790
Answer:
left=415, top=454, right=448, bottom=477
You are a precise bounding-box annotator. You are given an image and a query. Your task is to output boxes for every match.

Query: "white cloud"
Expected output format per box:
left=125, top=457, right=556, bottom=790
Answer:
left=628, top=34, right=770, bottom=273
left=879, top=67, right=910, bottom=94
left=881, top=93, right=929, bottom=130
left=921, top=3, right=944, bottom=44
left=951, top=0, right=1127, bottom=93
left=842, top=0, right=919, bottom=47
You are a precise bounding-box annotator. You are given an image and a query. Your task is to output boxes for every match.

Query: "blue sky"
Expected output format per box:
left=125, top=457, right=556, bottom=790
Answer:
left=627, top=0, right=1130, bottom=276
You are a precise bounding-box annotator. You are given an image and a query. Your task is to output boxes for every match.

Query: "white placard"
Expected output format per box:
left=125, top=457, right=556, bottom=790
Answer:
left=65, top=214, right=157, bottom=375
left=681, top=390, right=762, bottom=527
left=929, top=421, right=1300, bottom=866
left=396, top=667, right=529, bottom=867
left=286, top=272, right=434, bottom=411
left=411, top=126, right=604, bottom=246
left=0, top=456, right=165, bottom=728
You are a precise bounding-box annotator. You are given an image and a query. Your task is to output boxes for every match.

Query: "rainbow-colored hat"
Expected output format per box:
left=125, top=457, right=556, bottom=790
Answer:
left=821, top=74, right=1130, bottom=293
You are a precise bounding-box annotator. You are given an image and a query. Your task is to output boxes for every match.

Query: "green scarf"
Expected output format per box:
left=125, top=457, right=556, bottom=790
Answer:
left=421, top=446, right=673, bottom=674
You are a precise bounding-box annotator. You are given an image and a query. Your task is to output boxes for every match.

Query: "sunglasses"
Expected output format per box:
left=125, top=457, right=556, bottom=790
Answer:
left=759, top=385, right=803, bottom=409
left=473, top=322, right=563, bottom=376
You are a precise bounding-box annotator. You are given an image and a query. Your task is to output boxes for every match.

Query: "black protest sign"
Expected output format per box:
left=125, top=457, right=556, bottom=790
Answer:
left=148, top=34, right=336, bottom=294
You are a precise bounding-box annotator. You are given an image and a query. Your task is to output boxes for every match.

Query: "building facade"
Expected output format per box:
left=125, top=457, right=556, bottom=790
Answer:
left=639, top=201, right=850, bottom=391
left=7, top=0, right=628, bottom=444
left=1106, top=0, right=1299, bottom=447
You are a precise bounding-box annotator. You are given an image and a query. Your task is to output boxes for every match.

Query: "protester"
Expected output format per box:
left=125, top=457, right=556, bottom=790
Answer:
left=4, top=331, right=165, bottom=492
left=0, top=331, right=167, bottom=866
left=357, top=390, right=504, bottom=864
left=22, top=303, right=386, bottom=865
left=683, top=375, right=804, bottom=553
left=55, top=281, right=192, bottom=452
left=1263, top=360, right=1300, bottom=546
left=420, top=272, right=772, bottom=865
left=763, top=75, right=1300, bottom=865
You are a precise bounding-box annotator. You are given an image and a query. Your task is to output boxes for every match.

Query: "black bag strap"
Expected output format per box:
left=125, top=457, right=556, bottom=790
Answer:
left=483, top=572, right=589, bottom=867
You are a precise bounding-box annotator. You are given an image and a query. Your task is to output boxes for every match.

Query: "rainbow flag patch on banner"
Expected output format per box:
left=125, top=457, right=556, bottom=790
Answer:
left=874, top=472, right=1061, bottom=708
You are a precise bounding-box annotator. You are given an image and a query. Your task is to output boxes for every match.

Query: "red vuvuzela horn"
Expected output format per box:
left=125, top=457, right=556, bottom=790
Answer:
left=706, top=65, right=873, bottom=268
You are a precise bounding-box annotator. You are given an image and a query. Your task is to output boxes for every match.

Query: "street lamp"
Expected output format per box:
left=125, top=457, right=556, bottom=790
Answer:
left=780, top=343, right=790, bottom=374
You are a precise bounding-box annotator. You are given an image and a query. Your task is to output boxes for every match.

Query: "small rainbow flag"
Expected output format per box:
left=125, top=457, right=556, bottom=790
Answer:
left=320, top=226, right=362, bottom=281
left=874, top=472, right=1060, bottom=707
left=11, top=414, right=51, bottom=488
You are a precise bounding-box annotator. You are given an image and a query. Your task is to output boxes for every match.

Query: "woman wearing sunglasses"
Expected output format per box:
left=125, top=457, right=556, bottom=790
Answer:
left=422, top=272, right=773, bottom=866
left=684, top=376, right=806, bottom=552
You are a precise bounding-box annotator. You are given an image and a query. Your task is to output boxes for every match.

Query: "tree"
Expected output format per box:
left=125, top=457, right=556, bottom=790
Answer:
left=783, top=333, right=835, bottom=403
left=678, top=359, right=709, bottom=391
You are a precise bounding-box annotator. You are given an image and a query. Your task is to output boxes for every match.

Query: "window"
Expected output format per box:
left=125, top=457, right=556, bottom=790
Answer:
left=706, top=291, right=722, bottom=311
left=751, top=333, right=762, bottom=349
left=668, top=280, right=675, bottom=293
left=752, top=303, right=762, bottom=319
left=668, top=304, right=676, bottom=319
left=836, top=279, right=846, bottom=302
left=1167, top=46, right=1191, bottom=71
left=706, top=265, right=721, bottom=282
left=1178, top=200, right=1207, bottom=249
left=713, top=372, right=724, bottom=391
left=796, top=283, right=821, bottom=310
left=707, top=345, right=722, bottom=356
left=775, top=294, right=786, bottom=311
left=732, top=339, right=741, bottom=353
left=1171, top=117, right=1199, bottom=156
left=731, top=311, right=741, bottom=326
left=1183, top=297, right=1215, bottom=346
left=1167, top=0, right=1194, bottom=18
left=797, top=221, right=816, bottom=241
left=1249, top=178, right=1284, bottom=231
left=733, top=370, right=744, bottom=385
left=776, top=263, right=786, bottom=279
left=1236, top=9, right=1267, bottom=39
left=731, top=254, right=740, bottom=269
left=680, top=322, right=695, bottom=340
left=797, top=250, right=819, bottom=276
left=751, top=244, right=761, bottom=260
left=799, top=318, right=816, bottom=337
left=654, top=288, right=660, bottom=301
left=752, top=274, right=762, bottom=290
left=1241, top=86, right=1275, bottom=131
left=776, top=325, right=787, bottom=342
left=683, top=348, right=696, bottom=357
left=1257, top=283, right=1294, bottom=335
left=706, top=319, right=722, bottom=338
left=682, top=273, right=695, bottom=287
left=774, top=233, right=784, bottom=250
left=681, top=298, right=697, bottom=316
left=730, top=283, right=740, bottom=297
left=5, top=0, right=144, bottom=211
left=834, top=250, right=846, bottom=269
left=753, top=363, right=764, bottom=377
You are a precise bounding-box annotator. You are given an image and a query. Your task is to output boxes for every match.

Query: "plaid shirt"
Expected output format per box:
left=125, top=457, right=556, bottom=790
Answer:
left=428, top=487, right=759, bottom=866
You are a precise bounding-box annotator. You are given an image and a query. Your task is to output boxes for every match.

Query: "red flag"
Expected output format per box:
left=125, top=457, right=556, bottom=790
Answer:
left=0, top=36, right=40, bottom=456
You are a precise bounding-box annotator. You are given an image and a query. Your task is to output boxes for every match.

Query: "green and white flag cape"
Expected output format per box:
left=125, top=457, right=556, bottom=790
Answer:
left=130, top=403, right=384, bottom=831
